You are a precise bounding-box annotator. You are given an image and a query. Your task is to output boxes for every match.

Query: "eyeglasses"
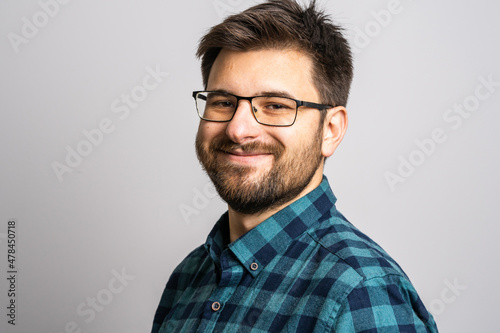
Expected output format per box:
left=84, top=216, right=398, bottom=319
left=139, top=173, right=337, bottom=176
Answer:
left=192, top=91, right=333, bottom=127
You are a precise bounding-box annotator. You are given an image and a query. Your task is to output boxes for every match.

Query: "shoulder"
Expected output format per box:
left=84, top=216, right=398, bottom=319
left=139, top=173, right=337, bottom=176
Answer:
left=165, top=244, right=210, bottom=290
left=156, top=244, right=209, bottom=308
left=333, top=274, right=437, bottom=332
left=308, top=210, right=407, bottom=281
left=152, top=244, right=210, bottom=331
left=305, top=212, right=437, bottom=331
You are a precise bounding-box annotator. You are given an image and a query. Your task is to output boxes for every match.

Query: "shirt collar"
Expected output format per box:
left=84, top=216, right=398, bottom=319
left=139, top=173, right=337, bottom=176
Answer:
left=205, top=176, right=337, bottom=278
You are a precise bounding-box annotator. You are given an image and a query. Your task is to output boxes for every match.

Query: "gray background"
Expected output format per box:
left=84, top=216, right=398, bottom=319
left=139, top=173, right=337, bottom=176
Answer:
left=0, top=0, right=498, bottom=332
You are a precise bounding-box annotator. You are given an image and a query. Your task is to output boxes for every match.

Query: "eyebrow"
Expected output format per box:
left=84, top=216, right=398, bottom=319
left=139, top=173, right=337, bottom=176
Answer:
left=209, top=89, right=295, bottom=99
left=257, top=90, right=294, bottom=99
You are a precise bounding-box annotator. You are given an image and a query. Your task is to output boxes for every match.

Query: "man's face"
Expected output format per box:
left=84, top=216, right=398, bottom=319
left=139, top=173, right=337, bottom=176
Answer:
left=196, top=48, right=327, bottom=214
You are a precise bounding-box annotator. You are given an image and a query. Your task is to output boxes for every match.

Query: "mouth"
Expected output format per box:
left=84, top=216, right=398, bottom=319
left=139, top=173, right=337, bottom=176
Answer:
left=224, top=148, right=271, bottom=156
left=218, top=148, right=274, bottom=165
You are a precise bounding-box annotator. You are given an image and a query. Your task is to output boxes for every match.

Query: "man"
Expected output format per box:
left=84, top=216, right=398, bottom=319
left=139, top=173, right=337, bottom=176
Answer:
left=152, top=0, right=438, bottom=332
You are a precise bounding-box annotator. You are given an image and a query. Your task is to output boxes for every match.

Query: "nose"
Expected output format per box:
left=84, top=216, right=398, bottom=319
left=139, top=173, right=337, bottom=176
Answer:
left=225, top=100, right=262, bottom=144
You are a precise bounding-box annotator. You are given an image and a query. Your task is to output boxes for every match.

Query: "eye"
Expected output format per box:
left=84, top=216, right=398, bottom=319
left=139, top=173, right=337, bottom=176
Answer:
left=216, top=100, right=235, bottom=108
left=255, top=96, right=296, bottom=112
left=266, top=103, right=289, bottom=110
left=261, top=102, right=294, bottom=112
left=206, top=96, right=235, bottom=109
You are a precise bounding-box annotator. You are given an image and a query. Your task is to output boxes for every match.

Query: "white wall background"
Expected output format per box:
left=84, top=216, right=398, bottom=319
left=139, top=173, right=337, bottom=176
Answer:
left=0, top=0, right=498, bottom=332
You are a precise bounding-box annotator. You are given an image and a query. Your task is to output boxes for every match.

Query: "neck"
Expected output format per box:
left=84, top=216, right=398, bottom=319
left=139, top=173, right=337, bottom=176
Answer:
left=227, top=168, right=324, bottom=243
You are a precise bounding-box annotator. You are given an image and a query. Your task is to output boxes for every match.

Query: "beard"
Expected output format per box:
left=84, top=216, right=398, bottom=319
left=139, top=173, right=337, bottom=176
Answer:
left=195, top=127, right=324, bottom=215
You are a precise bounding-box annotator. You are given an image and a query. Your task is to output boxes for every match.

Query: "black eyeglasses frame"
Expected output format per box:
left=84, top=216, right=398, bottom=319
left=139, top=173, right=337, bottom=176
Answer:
left=192, top=90, right=334, bottom=127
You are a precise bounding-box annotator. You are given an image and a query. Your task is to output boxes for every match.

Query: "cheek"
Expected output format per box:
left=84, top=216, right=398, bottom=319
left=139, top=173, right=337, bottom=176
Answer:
left=280, top=127, right=322, bottom=155
left=273, top=125, right=315, bottom=148
left=197, top=122, right=225, bottom=143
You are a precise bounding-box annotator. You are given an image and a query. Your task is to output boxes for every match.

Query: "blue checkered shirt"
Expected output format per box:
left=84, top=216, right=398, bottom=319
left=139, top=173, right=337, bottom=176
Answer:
left=152, top=177, right=438, bottom=332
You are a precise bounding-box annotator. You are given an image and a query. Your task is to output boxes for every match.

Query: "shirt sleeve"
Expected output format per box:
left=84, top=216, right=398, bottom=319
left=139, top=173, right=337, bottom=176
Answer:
left=332, top=275, right=438, bottom=332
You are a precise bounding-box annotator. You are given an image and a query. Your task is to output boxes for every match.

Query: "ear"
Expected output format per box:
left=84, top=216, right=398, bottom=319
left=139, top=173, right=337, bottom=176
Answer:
left=321, top=106, right=348, bottom=158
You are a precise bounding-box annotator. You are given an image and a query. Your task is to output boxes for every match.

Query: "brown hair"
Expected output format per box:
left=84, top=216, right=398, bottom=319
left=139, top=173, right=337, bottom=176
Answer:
left=196, top=0, right=353, bottom=107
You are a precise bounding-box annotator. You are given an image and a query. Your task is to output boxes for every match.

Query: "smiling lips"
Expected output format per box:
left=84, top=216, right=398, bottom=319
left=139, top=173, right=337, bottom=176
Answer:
left=219, top=148, right=273, bottom=165
left=209, top=136, right=285, bottom=167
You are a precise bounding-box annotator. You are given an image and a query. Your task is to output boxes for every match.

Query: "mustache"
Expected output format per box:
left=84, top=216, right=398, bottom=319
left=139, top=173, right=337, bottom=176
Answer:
left=209, top=137, right=285, bottom=157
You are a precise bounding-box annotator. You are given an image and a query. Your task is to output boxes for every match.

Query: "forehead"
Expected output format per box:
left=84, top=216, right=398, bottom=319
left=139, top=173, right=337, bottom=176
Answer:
left=207, top=48, right=320, bottom=101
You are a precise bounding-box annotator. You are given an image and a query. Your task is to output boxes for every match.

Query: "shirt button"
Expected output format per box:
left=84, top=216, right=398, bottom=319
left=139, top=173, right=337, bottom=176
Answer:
left=250, top=262, right=259, bottom=271
left=211, top=301, right=221, bottom=312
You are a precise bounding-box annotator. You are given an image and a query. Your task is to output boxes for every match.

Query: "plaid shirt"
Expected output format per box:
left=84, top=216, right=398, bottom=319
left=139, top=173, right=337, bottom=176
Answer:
left=152, top=177, right=438, bottom=332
